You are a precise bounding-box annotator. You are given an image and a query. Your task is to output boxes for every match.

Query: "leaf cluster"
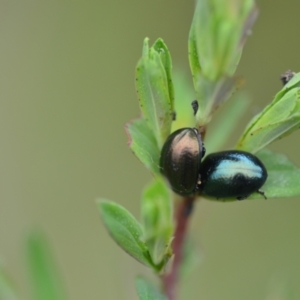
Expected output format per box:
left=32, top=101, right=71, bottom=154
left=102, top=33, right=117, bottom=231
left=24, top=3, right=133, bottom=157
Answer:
left=100, top=0, right=300, bottom=299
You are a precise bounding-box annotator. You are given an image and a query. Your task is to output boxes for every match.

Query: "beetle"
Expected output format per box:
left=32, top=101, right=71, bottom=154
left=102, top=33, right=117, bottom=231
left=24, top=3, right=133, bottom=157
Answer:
left=159, top=127, right=205, bottom=196
left=198, top=150, right=268, bottom=200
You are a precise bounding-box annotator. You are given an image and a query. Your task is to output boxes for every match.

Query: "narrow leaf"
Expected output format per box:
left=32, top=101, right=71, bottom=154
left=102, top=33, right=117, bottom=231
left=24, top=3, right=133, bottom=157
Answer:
left=250, top=149, right=300, bottom=199
left=141, top=178, right=174, bottom=266
left=136, top=38, right=173, bottom=148
left=97, top=200, right=151, bottom=266
left=153, top=39, right=175, bottom=113
left=171, top=71, right=196, bottom=131
left=26, top=232, right=67, bottom=300
left=188, top=0, right=256, bottom=123
left=125, top=118, right=160, bottom=174
left=135, top=276, right=167, bottom=300
left=237, top=72, right=300, bottom=153
left=195, top=76, right=242, bottom=126
left=188, top=19, right=201, bottom=100
left=190, top=0, right=256, bottom=80
left=238, top=115, right=300, bottom=154
left=205, top=93, right=250, bottom=152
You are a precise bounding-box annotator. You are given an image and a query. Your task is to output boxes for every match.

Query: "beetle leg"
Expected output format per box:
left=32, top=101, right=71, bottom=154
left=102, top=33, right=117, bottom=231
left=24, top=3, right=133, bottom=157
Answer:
left=257, top=189, right=267, bottom=200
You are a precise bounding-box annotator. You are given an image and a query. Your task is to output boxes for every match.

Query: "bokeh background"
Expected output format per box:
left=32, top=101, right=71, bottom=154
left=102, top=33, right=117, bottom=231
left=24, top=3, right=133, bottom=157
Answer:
left=1, top=1, right=300, bottom=299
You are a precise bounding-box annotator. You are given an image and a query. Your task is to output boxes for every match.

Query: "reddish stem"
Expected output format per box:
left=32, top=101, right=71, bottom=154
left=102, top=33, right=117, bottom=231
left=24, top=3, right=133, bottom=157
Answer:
left=162, top=197, right=194, bottom=300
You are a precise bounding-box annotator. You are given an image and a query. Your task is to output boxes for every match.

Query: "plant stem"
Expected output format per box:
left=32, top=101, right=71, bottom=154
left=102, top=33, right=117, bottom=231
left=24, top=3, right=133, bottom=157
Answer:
left=162, top=196, right=195, bottom=300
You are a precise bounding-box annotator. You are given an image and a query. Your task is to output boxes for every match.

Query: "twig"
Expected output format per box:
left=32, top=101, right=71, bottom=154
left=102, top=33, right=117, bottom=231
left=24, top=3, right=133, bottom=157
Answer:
left=162, top=196, right=195, bottom=300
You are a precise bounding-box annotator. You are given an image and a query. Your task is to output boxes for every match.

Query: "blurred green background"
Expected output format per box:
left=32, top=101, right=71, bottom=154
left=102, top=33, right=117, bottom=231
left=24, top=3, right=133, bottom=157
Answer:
left=1, top=1, right=300, bottom=299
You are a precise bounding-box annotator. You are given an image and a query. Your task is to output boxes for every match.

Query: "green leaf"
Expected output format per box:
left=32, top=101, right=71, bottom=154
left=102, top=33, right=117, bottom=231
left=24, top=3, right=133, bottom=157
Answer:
left=141, top=178, right=174, bottom=267
left=250, top=149, right=300, bottom=199
left=205, top=92, right=250, bottom=152
left=153, top=39, right=175, bottom=114
left=188, top=18, right=201, bottom=92
left=190, top=59, right=240, bottom=124
left=237, top=72, right=300, bottom=153
left=0, top=261, right=19, bottom=300
left=135, top=276, right=167, bottom=300
left=171, top=71, right=196, bottom=130
left=26, top=232, right=67, bottom=300
left=188, top=0, right=257, bottom=124
left=97, top=200, right=152, bottom=267
left=190, top=0, right=257, bottom=81
left=200, top=77, right=241, bottom=124
left=125, top=118, right=160, bottom=174
left=136, top=38, right=174, bottom=148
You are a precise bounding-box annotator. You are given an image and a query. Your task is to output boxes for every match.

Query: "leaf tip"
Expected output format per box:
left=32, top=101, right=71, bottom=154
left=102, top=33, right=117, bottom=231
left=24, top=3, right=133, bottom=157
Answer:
left=96, top=198, right=111, bottom=214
